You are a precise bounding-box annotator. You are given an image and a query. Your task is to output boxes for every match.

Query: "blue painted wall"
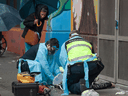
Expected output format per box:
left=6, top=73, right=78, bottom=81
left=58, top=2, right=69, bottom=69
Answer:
left=45, top=9, right=71, bottom=66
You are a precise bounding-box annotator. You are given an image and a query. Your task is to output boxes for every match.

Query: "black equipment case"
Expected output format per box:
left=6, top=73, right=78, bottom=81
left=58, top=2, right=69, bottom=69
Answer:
left=12, top=81, right=39, bottom=96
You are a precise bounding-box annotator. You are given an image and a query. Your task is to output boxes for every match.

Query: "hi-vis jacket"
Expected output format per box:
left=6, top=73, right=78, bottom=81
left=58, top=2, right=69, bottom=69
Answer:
left=59, top=36, right=97, bottom=95
left=65, top=37, right=96, bottom=62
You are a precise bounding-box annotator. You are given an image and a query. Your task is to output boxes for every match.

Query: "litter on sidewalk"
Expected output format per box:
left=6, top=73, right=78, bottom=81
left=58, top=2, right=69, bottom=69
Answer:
left=81, top=89, right=99, bottom=96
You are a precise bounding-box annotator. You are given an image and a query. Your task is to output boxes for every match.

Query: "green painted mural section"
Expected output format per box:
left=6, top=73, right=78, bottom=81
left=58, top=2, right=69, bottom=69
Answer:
left=20, top=22, right=25, bottom=29
left=64, top=0, right=71, bottom=10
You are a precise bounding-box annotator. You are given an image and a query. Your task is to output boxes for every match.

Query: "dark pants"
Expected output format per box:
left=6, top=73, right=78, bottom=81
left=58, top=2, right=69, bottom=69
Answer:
left=67, top=61, right=104, bottom=94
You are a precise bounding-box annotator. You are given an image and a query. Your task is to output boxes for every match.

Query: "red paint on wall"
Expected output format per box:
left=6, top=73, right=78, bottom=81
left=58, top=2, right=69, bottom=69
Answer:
left=2, top=28, right=25, bottom=57
left=2, top=20, right=47, bottom=57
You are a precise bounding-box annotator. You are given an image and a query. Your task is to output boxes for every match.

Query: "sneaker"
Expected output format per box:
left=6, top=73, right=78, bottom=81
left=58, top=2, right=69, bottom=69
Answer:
left=92, top=82, right=115, bottom=90
left=94, top=77, right=99, bottom=82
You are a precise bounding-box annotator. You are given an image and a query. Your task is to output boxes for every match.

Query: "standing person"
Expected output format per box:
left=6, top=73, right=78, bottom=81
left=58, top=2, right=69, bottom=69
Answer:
left=59, top=30, right=115, bottom=95
left=17, top=38, right=61, bottom=86
left=22, top=4, right=49, bottom=52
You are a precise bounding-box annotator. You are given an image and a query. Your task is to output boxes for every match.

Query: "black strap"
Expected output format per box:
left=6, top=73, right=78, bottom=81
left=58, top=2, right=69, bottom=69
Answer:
left=67, top=65, right=71, bottom=76
left=16, top=60, right=19, bottom=69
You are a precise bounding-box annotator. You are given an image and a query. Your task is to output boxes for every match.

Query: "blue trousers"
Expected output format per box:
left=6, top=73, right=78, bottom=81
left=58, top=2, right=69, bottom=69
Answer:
left=67, top=61, right=104, bottom=94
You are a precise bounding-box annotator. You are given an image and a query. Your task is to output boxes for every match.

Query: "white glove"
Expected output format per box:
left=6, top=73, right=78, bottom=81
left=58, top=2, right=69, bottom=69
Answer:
left=53, top=73, right=63, bottom=85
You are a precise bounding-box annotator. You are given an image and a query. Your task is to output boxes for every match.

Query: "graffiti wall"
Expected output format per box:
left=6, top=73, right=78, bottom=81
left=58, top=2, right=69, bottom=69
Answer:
left=72, top=0, right=98, bottom=52
left=72, top=0, right=98, bottom=34
left=43, top=0, right=99, bottom=62
left=43, top=0, right=71, bottom=66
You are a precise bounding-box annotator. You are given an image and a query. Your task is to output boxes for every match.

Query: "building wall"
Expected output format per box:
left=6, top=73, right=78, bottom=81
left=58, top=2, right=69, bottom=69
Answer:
left=2, top=28, right=25, bottom=57
left=0, top=0, right=99, bottom=55
left=72, top=0, right=98, bottom=52
left=94, top=0, right=99, bottom=24
left=0, top=0, right=24, bottom=56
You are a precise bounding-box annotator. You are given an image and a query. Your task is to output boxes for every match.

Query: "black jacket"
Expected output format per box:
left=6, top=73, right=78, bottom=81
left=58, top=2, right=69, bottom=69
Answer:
left=22, top=4, right=49, bottom=38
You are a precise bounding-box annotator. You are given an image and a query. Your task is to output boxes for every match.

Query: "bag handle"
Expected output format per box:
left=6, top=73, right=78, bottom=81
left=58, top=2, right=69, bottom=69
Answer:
left=34, top=16, right=42, bottom=27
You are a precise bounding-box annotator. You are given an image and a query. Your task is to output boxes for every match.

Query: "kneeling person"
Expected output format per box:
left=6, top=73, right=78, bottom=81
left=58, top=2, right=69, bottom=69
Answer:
left=17, top=38, right=61, bottom=86
left=59, top=30, right=115, bottom=95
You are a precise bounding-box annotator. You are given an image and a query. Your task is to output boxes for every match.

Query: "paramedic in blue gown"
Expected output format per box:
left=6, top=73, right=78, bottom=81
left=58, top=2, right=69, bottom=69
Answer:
left=17, top=38, right=61, bottom=85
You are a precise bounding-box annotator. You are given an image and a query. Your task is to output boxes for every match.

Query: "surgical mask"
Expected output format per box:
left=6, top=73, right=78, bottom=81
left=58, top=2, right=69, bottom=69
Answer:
left=48, top=50, right=56, bottom=55
left=48, top=45, right=58, bottom=55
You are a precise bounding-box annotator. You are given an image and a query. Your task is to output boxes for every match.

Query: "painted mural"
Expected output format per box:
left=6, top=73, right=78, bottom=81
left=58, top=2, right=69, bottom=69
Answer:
left=71, top=0, right=98, bottom=53
left=47, top=0, right=71, bottom=31
left=72, top=0, right=98, bottom=34
left=0, top=0, right=99, bottom=56
left=19, top=0, right=98, bottom=43
left=44, top=0, right=71, bottom=66
left=43, top=0, right=98, bottom=64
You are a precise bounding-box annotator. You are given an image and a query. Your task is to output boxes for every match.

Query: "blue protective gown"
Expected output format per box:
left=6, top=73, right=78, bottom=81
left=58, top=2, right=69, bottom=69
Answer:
left=18, top=43, right=61, bottom=85
left=59, top=36, right=97, bottom=95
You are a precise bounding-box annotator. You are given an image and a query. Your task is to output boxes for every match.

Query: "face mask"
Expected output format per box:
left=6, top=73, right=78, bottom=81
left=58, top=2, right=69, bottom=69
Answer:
left=48, top=50, right=56, bottom=55
left=47, top=45, right=58, bottom=55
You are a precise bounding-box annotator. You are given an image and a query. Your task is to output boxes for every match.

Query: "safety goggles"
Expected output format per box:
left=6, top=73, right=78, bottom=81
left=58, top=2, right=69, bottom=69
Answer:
left=51, top=46, right=59, bottom=51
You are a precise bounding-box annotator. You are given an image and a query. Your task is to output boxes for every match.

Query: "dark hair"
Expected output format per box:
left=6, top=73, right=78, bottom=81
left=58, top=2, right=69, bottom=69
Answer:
left=46, top=38, right=59, bottom=48
left=41, top=7, right=48, bottom=12
left=69, top=30, right=79, bottom=37
left=35, top=4, right=49, bottom=20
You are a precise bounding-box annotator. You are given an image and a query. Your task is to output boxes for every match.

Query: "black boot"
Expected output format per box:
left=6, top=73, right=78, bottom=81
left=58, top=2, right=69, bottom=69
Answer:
left=80, top=79, right=87, bottom=92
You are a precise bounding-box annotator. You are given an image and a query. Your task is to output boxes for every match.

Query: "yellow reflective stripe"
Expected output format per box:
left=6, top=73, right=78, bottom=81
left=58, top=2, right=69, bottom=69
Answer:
left=67, top=44, right=92, bottom=53
left=67, top=41, right=92, bottom=50
left=70, top=55, right=93, bottom=61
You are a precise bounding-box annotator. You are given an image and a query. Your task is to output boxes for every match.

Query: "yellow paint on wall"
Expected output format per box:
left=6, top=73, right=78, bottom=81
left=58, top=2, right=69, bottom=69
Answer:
left=71, top=0, right=73, bottom=31
left=10, top=28, right=21, bottom=32
left=94, top=0, right=98, bottom=23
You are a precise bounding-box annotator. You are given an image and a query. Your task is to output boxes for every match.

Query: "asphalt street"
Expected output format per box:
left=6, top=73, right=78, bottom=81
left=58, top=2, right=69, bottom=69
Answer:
left=0, top=51, right=128, bottom=96
left=0, top=51, right=20, bottom=96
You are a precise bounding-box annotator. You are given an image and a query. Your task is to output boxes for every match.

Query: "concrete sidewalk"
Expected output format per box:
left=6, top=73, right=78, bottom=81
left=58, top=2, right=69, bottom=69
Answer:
left=0, top=51, right=128, bottom=96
